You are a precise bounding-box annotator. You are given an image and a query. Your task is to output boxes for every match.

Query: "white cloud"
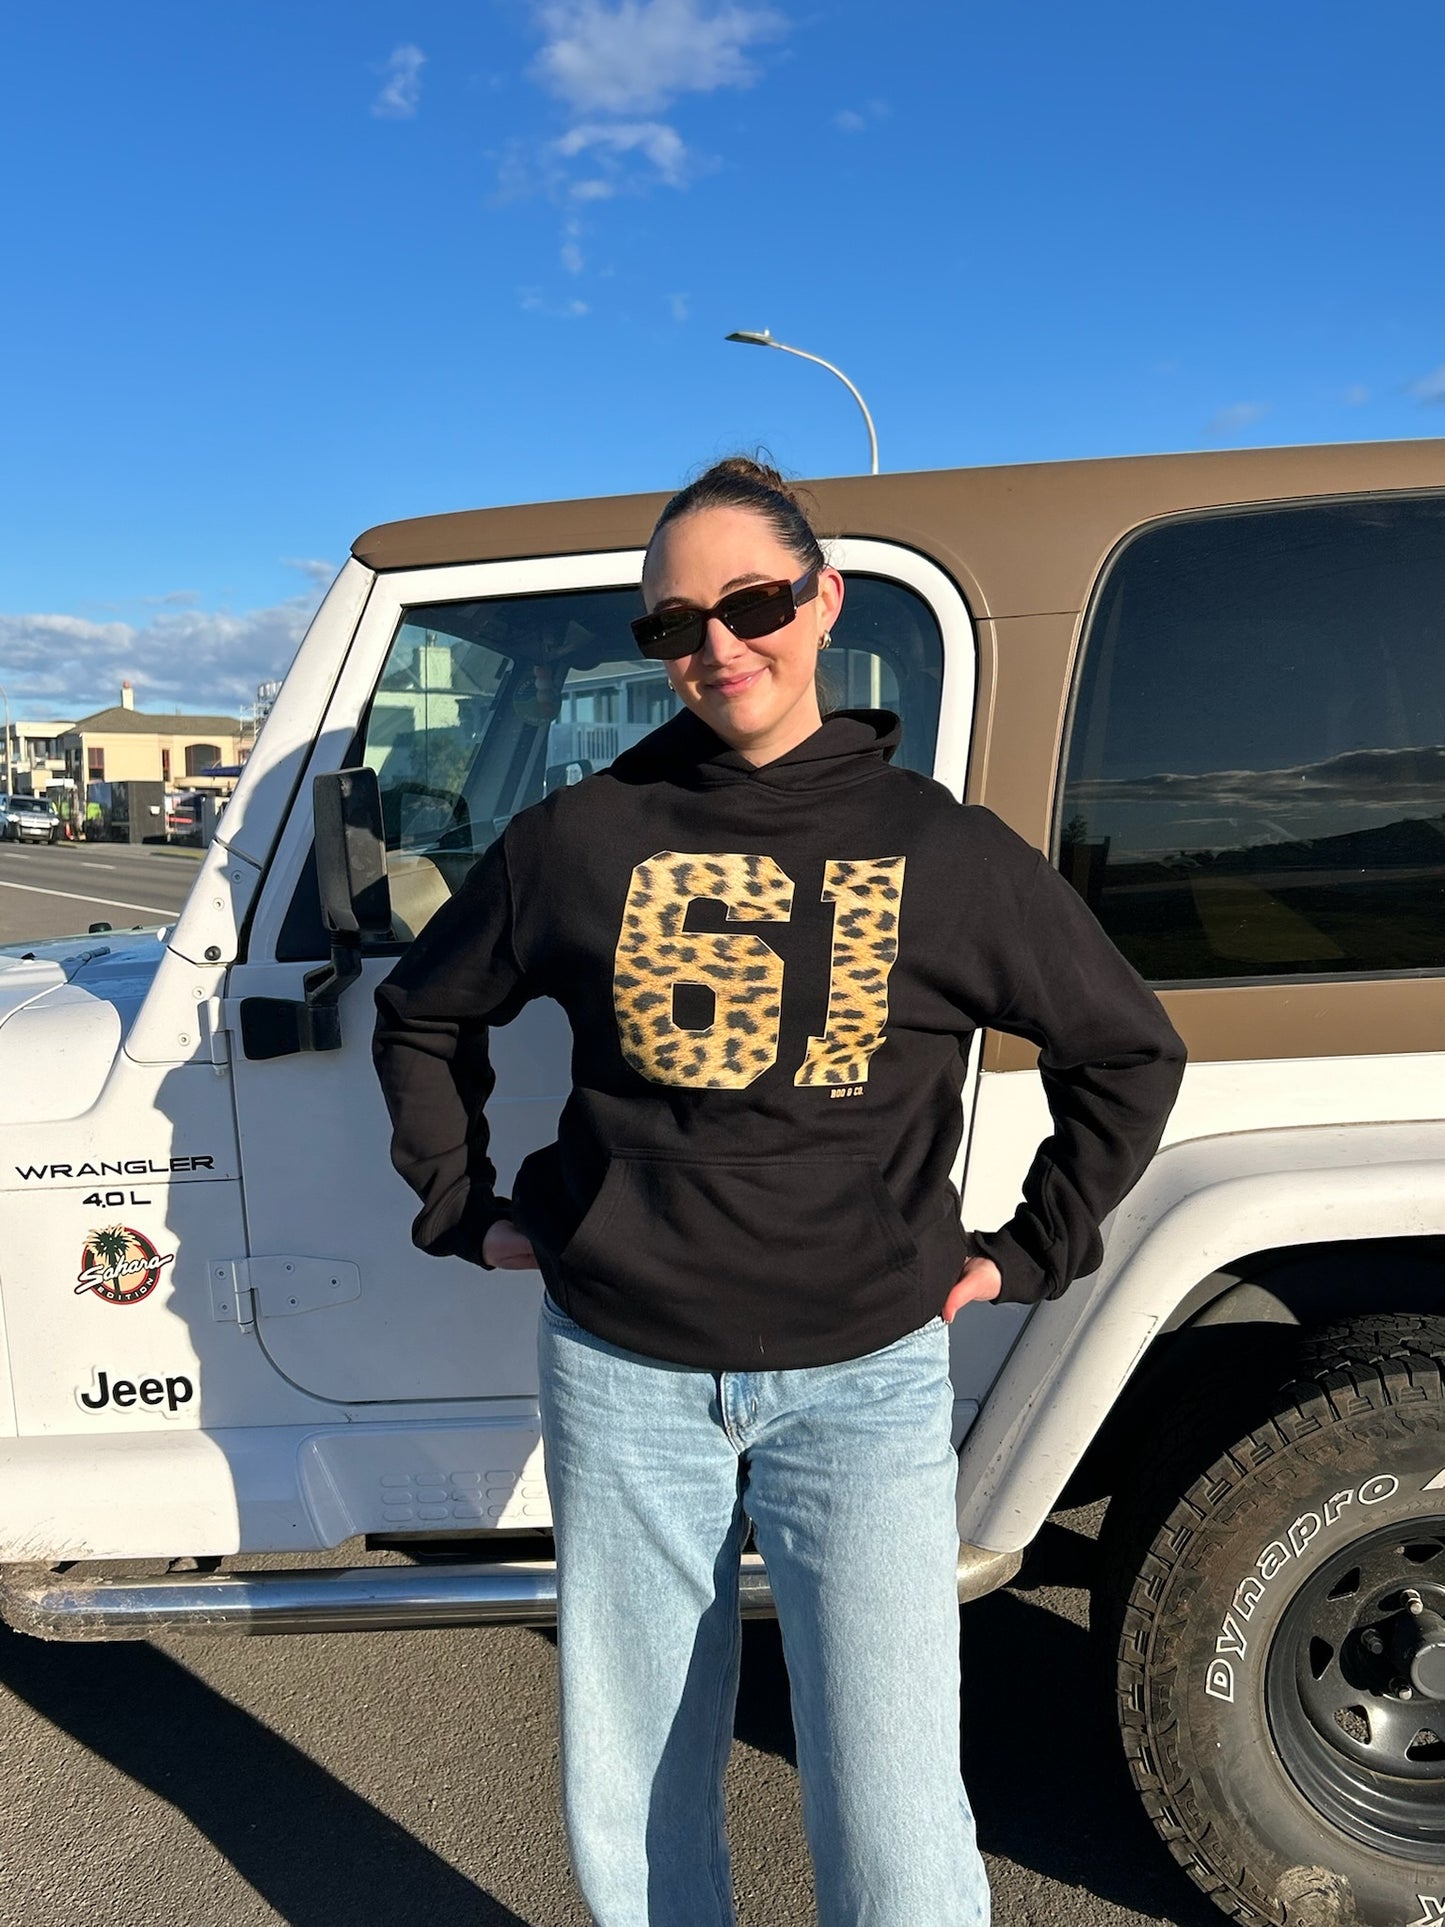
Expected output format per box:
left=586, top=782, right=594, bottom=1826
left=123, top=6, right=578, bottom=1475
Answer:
left=282, top=556, right=337, bottom=589
left=1208, top=401, right=1270, bottom=435
left=669, top=292, right=690, bottom=322
left=372, top=44, right=426, bottom=119
left=1408, top=365, right=1445, bottom=404
left=530, top=0, right=786, bottom=115
left=143, top=588, right=201, bottom=608
left=502, top=0, right=787, bottom=313
left=0, top=577, right=331, bottom=722
left=833, top=98, right=889, bottom=134
left=553, top=119, right=690, bottom=187
left=1343, top=383, right=1371, bottom=406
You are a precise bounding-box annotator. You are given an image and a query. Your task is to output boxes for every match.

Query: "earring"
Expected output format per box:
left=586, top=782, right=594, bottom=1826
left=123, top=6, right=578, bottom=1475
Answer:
left=818, top=631, right=832, bottom=651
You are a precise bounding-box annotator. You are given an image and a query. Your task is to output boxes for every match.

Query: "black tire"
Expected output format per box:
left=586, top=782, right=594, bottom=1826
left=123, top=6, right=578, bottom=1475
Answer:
left=1291, top=1314, right=1445, bottom=1378
left=1100, top=1352, right=1445, bottom=1927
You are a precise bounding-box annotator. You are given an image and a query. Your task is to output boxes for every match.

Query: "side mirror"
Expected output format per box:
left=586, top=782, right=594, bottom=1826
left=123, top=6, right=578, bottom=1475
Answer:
left=314, top=767, right=393, bottom=942
left=238, top=767, right=394, bottom=1060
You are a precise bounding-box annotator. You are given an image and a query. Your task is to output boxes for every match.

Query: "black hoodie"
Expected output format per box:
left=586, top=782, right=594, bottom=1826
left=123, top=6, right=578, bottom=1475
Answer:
left=373, top=709, right=1186, bottom=1370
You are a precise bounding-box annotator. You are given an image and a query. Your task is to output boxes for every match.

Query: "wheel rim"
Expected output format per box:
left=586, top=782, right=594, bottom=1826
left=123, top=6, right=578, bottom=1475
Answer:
left=1266, top=1516, right=1445, bottom=1860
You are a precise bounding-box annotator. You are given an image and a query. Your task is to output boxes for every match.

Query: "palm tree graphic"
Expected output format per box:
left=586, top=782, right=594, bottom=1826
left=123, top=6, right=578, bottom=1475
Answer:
left=85, top=1225, right=134, bottom=1282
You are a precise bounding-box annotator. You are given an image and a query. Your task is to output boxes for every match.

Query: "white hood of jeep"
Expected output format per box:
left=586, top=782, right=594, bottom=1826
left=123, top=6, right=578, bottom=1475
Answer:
left=0, top=931, right=170, bottom=1123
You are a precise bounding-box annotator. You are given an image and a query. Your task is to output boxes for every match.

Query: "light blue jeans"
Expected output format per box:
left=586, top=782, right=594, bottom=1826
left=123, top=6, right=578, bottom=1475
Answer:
left=537, top=1293, right=990, bottom=1927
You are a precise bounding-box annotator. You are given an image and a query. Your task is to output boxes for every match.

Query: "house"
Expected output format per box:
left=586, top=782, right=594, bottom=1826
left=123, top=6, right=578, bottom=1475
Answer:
left=1, top=719, right=73, bottom=796
left=60, top=683, right=246, bottom=795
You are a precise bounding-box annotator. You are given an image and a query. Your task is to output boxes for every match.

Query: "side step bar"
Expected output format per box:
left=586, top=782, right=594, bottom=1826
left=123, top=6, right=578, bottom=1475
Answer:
left=0, top=1544, right=1022, bottom=1643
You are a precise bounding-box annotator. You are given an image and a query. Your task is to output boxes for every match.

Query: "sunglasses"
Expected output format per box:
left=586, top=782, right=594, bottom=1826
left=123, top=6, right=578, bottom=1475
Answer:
left=631, top=566, right=819, bottom=661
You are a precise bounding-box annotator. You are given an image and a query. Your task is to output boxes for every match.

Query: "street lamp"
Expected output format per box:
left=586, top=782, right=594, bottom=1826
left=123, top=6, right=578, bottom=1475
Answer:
left=725, top=330, right=880, bottom=475
left=0, top=684, right=9, bottom=796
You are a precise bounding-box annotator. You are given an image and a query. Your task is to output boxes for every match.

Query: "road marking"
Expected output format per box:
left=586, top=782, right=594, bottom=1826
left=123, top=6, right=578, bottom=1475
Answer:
left=79, top=860, right=120, bottom=871
left=0, top=878, right=174, bottom=917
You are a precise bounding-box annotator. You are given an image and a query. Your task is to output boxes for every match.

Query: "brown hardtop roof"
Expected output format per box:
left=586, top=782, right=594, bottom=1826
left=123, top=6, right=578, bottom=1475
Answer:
left=353, top=437, right=1445, bottom=619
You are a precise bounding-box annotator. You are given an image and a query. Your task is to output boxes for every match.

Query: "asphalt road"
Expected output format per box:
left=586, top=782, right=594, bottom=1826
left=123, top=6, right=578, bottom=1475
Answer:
left=0, top=1502, right=1225, bottom=1927
left=0, top=841, right=200, bottom=945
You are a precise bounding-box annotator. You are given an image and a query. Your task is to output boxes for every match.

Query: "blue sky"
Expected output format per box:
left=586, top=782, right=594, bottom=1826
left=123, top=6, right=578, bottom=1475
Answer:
left=3, top=0, right=1443, bottom=720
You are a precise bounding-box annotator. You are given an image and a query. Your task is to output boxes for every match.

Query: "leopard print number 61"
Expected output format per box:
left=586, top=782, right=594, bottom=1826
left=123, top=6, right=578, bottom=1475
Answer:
left=613, top=850, right=906, bottom=1091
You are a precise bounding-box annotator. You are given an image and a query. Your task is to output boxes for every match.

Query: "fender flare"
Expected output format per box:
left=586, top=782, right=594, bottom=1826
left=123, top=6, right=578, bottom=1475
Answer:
left=955, top=1119, right=1445, bottom=1556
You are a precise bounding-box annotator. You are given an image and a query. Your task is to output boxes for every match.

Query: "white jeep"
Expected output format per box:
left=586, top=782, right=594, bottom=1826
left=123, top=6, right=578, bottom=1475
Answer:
left=2, top=439, right=1442, bottom=1927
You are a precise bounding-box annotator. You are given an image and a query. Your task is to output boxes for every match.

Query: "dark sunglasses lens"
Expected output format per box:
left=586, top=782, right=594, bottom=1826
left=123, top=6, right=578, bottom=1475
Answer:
left=632, top=610, right=704, bottom=659
left=631, top=575, right=802, bottom=659
left=720, top=582, right=794, bottom=641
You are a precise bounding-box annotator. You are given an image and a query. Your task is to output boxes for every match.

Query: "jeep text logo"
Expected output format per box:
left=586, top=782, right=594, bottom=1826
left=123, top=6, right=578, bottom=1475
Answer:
left=78, top=1369, right=194, bottom=1415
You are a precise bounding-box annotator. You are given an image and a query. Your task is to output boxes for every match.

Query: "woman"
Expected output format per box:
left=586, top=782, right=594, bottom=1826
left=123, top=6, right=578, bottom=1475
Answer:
left=373, top=458, right=1186, bottom=1926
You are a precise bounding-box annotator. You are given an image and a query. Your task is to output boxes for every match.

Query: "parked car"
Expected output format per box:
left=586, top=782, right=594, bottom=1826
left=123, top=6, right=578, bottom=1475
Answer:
left=0, top=439, right=1442, bottom=1927
left=0, top=792, right=61, bottom=843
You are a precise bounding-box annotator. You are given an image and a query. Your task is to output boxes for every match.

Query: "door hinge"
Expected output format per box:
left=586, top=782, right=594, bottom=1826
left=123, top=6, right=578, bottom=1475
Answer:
left=199, top=996, right=231, bottom=1067
left=210, top=1257, right=362, bottom=1326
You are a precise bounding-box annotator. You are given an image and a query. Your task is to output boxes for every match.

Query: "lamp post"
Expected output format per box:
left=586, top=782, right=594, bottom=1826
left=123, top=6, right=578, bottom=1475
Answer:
left=725, top=330, right=879, bottom=475
left=0, top=684, right=9, bottom=797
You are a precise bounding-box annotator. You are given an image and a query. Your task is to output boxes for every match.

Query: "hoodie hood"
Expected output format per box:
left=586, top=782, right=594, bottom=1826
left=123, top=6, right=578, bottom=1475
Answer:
left=609, top=707, right=902, bottom=794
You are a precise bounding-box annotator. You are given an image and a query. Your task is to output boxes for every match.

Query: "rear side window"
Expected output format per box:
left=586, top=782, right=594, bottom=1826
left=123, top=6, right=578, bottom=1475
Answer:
left=1056, top=496, right=1445, bottom=983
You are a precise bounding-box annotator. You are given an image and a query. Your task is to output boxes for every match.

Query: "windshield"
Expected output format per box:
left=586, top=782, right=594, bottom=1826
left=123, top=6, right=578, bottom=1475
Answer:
left=12, top=797, right=56, bottom=814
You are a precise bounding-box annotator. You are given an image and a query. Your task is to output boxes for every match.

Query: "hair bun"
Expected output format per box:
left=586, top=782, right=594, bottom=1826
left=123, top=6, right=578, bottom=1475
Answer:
left=649, top=450, right=826, bottom=573
left=706, top=453, right=797, bottom=505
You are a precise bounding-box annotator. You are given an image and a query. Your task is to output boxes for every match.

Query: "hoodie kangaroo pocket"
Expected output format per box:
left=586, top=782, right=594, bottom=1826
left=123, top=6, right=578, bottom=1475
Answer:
left=556, top=1153, right=920, bottom=1364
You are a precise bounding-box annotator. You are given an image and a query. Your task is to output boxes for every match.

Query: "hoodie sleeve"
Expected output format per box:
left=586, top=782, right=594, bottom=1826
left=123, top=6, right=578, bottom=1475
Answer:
left=960, top=815, right=1187, bottom=1305
left=372, top=833, right=534, bottom=1267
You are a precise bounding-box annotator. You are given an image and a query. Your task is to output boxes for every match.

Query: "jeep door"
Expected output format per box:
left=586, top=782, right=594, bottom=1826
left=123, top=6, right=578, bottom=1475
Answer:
left=226, top=541, right=975, bottom=1406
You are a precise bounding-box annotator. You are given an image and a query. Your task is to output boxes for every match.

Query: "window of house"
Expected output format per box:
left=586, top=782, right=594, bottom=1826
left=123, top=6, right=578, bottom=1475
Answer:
left=161, top=749, right=171, bottom=783
left=1056, top=496, right=1445, bottom=983
left=185, top=743, right=223, bottom=777
left=88, top=749, right=104, bottom=781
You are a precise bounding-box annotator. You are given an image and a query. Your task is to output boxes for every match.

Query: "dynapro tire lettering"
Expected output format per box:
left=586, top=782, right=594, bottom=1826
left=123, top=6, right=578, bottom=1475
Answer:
left=1204, top=1474, right=1401, bottom=1703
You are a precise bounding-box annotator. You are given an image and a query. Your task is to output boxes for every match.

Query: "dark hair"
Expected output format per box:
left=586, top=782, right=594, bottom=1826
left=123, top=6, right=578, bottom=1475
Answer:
left=647, top=455, right=826, bottom=573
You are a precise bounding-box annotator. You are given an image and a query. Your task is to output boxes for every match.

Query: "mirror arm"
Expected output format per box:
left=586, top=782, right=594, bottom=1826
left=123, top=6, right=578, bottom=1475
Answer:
left=239, top=937, right=364, bottom=1060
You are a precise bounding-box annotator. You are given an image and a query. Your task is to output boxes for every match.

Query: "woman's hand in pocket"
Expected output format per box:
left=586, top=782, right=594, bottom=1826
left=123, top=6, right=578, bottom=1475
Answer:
left=482, top=1218, right=538, bottom=1270
left=941, top=1256, right=1002, bottom=1321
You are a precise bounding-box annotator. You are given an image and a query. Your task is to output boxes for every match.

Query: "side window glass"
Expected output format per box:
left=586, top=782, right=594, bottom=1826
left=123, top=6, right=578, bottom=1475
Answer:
left=356, top=575, right=944, bottom=941
left=1056, top=497, right=1445, bottom=983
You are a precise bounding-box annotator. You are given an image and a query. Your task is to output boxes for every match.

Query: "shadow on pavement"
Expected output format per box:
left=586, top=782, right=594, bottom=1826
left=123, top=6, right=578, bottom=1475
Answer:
left=963, top=1518, right=1222, bottom=1927
left=0, top=1623, right=538, bottom=1927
